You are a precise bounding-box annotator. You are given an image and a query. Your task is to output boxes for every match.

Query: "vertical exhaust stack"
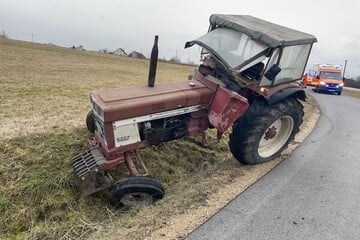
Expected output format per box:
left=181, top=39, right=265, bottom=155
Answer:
left=148, top=35, right=159, bottom=87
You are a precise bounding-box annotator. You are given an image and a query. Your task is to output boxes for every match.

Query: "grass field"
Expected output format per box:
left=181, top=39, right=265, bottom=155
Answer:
left=0, top=39, right=193, bottom=139
left=0, top=38, right=317, bottom=239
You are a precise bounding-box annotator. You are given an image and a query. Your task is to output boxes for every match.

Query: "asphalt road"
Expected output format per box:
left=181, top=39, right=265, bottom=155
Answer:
left=187, top=90, right=360, bottom=240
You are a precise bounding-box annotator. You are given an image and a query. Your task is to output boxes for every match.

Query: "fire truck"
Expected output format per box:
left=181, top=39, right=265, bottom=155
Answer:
left=307, top=64, right=344, bottom=95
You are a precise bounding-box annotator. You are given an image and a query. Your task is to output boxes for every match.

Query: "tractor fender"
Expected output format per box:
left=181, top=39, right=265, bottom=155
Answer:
left=208, top=86, right=249, bottom=136
left=266, top=87, right=306, bottom=106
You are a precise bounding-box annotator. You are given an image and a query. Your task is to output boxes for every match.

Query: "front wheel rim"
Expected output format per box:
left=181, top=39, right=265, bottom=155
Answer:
left=258, top=116, right=294, bottom=158
left=120, top=192, right=153, bottom=206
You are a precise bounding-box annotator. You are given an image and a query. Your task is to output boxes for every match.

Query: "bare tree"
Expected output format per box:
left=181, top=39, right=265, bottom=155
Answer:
left=0, top=30, right=8, bottom=39
left=101, top=48, right=108, bottom=54
left=169, top=56, right=181, bottom=63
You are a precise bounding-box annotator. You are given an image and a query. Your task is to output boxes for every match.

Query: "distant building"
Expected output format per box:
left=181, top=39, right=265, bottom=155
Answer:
left=75, top=45, right=86, bottom=51
left=128, top=51, right=146, bottom=59
left=70, top=45, right=86, bottom=51
left=113, top=48, right=127, bottom=56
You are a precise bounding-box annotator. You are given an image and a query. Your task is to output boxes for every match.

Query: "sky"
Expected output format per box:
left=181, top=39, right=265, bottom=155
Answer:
left=1, top=0, right=360, bottom=78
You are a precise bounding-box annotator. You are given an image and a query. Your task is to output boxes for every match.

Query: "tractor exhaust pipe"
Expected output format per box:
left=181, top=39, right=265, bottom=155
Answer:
left=148, top=35, right=159, bottom=87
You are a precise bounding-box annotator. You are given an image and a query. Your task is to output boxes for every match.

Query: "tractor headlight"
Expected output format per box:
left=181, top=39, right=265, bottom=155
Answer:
left=320, top=81, right=326, bottom=85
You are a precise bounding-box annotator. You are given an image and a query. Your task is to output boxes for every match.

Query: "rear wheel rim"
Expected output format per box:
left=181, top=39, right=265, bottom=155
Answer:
left=258, top=116, right=294, bottom=158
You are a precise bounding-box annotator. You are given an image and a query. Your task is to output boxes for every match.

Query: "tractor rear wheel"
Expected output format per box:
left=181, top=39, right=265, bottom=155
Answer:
left=86, top=110, right=96, bottom=133
left=229, top=97, right=303, bottom=164
left=109, top=176, right=165, bottom=207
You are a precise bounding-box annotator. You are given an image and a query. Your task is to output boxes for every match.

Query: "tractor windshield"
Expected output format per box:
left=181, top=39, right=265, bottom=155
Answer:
left=186, top=14, right=317, bottom=87
left=189, top=28, right=268, bottom=69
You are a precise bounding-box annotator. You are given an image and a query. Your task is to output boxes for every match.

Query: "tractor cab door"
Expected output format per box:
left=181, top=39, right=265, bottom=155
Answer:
left=259, top=44, right=313, bottom=87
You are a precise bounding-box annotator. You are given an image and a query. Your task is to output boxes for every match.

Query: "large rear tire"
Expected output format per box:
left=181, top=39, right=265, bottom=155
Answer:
left=109, top=176, right=165, bottom=207
left=229, top=97, right=303, bottom=164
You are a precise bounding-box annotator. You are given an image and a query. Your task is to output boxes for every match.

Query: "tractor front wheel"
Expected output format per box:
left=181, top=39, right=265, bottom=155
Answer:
left=86, top=110, right=96, bottom=133
left=109, top=176, right=165, bottom=207
left=229, top=97, right=303, bottom=164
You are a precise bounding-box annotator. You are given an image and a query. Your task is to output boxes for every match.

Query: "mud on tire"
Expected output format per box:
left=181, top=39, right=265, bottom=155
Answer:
left=229, top=97, right=303, bottom=164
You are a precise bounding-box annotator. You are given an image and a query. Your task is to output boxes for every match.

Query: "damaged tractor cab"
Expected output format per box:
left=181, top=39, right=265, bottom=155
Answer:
left=72, top=14, right=317, bottom=206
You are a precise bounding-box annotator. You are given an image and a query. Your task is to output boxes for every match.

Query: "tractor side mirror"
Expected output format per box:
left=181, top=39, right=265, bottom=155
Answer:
left=264, top=64, right=281, bottom=81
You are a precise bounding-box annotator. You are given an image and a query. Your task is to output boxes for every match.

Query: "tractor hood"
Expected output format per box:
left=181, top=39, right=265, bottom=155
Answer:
left=90, top=81, right=214, bottom=123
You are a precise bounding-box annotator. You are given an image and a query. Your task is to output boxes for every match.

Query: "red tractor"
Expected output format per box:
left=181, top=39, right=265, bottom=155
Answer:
left=72, top=14, right=317, bottom=206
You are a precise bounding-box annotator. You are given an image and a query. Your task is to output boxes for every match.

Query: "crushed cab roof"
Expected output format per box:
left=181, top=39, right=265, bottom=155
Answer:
left=209, top=14, right=317, bottom=47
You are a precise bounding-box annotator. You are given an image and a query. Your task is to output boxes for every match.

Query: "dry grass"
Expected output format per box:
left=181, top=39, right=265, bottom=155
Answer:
left=0, top=38, right=318, bottom=239
left=0, top=38, right=193, bottom=138
left=343, top=88, right=360, bottom=99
